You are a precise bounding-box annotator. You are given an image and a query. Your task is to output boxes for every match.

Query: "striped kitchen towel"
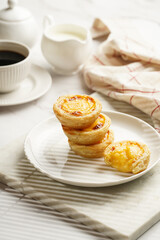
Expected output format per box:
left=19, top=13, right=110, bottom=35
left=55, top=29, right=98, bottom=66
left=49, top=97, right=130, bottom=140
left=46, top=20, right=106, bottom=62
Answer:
left=83, top=18, right=160, bottom=132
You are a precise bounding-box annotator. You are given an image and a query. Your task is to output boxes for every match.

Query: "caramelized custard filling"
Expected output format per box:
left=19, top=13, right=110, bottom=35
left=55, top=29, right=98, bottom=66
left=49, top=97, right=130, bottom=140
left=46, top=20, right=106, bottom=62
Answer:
left=60, top=95, right=96, bottom=116
left=84, top=114, right=105, bottom=131
left=107, top=142, right=144, bottom=173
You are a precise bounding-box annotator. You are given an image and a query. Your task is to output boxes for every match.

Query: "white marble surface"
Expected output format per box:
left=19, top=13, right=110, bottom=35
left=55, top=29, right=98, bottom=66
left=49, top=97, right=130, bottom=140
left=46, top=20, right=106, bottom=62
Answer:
left=1, top=0, right=160, bottom=239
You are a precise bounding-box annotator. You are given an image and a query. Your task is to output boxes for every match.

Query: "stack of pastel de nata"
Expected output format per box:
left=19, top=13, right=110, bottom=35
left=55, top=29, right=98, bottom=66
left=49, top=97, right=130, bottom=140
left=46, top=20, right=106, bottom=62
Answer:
left=53, top=94, right=114, bottom=158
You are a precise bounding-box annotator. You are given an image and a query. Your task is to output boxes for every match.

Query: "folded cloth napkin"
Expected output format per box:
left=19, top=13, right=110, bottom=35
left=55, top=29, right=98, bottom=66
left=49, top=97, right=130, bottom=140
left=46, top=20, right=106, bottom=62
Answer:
left=83, top=18, right=160, bottom=132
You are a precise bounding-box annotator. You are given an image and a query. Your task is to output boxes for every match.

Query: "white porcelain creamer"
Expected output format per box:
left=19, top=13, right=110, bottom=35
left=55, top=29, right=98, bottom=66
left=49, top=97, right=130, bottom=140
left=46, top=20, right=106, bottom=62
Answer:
left=41, top=16, right=92, bottom=75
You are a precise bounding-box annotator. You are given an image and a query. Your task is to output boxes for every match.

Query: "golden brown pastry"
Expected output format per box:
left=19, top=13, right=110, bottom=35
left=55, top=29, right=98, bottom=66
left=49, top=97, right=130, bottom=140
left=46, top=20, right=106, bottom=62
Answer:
left=53, top=94, right=102, bottom=129
left=69, top=130, right=114, bottom=158
left=104, top=141, right=150, bottom=174
left=62, top=113, right=111, bottom=145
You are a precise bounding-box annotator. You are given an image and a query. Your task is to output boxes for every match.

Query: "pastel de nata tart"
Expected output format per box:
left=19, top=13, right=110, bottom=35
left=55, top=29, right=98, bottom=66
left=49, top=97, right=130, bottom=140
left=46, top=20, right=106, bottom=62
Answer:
left=62, top=113, right=111, bottom=145
left=69, top=130, right=114, bottom=158
left=104, top=141, right=150, bottom=174
left=53, top=95, right=102, bottom=129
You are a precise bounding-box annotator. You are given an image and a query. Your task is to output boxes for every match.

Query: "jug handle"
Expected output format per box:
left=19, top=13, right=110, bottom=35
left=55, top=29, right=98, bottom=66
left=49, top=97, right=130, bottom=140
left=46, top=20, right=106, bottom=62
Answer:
left=43, top=15, right=55, bottom=30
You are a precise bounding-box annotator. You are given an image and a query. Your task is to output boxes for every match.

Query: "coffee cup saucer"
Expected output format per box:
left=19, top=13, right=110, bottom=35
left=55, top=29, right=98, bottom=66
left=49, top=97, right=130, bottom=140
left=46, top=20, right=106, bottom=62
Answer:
left=0, top=64, right=52, bottom=106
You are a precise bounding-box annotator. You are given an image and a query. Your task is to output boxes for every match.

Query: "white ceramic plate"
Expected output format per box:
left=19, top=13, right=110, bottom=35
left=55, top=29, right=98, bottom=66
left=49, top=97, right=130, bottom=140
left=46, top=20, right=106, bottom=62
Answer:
left=0, top=64, right=52, bottom=106
left=24, top=111, right=160, bottom=187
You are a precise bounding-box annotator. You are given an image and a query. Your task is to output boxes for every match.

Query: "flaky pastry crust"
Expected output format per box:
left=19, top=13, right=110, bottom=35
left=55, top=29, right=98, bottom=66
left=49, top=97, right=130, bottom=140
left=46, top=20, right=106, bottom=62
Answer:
left=69, top=130, right=114, bottom=158
left=104, top=141, right=150, bottom=174
left=53, top=94, right=102, bottom=129
left=63, top=113, right=111, bottom=145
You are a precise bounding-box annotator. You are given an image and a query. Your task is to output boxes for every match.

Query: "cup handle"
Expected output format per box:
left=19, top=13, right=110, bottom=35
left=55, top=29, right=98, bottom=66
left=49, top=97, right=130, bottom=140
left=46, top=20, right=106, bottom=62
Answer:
left=43, top=15, right=55, bottom=30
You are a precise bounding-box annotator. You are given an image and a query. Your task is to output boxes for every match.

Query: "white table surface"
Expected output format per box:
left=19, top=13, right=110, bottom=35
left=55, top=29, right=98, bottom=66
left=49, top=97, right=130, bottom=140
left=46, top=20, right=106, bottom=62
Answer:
left=0, top=0, right=160, bottom=239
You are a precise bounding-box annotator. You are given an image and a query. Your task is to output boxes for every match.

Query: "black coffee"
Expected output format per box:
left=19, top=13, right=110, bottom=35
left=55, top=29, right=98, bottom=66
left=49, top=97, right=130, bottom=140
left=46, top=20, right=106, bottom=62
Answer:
left=0, top=51, right=25, bottom=66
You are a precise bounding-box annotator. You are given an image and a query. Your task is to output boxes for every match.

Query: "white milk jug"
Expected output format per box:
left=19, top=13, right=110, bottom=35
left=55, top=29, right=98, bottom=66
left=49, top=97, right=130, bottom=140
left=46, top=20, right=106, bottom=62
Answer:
left=41, top=16, right=92, bottom=75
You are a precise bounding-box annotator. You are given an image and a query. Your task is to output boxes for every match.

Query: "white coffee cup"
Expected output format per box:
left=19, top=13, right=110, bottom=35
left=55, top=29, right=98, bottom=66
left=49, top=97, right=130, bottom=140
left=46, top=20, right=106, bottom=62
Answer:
left=0, top=40, right=31, bottom=93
